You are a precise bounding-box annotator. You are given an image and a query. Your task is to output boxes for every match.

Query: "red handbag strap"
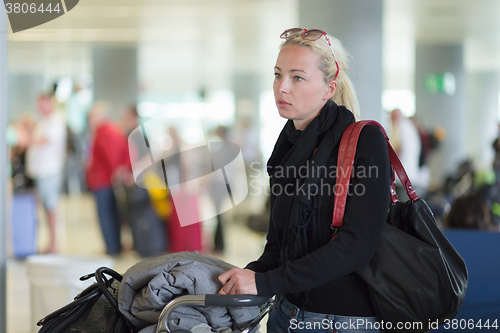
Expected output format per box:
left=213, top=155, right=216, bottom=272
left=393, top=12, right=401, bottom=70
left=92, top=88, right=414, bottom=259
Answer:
left=331, top=120, right=419, bottom=235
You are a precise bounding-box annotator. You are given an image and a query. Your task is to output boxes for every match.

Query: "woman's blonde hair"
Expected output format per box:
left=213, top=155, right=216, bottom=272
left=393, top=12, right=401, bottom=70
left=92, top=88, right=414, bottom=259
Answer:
left=281, top=32, right=361, bottom=120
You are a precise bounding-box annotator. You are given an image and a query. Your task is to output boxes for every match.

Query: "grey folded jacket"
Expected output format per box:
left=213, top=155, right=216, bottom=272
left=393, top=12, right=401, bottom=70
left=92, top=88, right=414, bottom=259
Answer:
left=118, top=252, right=260, bottom=333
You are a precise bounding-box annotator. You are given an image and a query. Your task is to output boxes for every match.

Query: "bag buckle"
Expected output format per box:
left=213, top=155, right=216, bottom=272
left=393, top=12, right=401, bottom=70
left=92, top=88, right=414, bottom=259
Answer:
left=331, top=226, right=339, bottom=240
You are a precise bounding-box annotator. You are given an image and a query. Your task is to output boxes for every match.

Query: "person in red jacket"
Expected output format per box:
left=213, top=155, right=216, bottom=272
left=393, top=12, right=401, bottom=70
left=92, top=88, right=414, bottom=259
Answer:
left=86, top=101, right=130, bottom=254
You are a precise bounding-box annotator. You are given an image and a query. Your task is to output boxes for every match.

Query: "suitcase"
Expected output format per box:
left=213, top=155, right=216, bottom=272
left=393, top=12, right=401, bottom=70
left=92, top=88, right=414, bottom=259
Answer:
left=114, top=183, right=168, bottom=257
left=11, top=193, right=38, bottom=258
left=167, top=193, right=202, bottom=253
left=128, top=201, right=168, bottom=257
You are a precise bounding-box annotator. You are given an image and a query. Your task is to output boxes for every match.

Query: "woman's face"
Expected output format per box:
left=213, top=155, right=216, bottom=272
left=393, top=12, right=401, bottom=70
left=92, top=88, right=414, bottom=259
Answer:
left=273, top=44, right=336, bottom=130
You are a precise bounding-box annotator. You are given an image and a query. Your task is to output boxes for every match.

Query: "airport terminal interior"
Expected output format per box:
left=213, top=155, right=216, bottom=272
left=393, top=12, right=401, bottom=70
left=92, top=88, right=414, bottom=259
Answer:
left=3, top=0, right=500, bottom=332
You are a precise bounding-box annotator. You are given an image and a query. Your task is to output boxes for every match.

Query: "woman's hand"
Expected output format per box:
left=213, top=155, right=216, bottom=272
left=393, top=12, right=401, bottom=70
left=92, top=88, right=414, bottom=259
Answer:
left=218, top=268, right=257, bottom=295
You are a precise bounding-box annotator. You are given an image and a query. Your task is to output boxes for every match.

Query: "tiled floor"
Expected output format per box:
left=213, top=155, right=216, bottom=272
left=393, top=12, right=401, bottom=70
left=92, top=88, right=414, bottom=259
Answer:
left=7, top=192, right=268, bottom=333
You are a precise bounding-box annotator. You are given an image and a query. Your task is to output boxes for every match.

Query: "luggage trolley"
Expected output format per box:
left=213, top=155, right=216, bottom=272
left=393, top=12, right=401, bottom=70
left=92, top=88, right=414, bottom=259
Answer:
left=36, top=268, right=273, bottom=333
left=156, top=294, right=274, bottom=333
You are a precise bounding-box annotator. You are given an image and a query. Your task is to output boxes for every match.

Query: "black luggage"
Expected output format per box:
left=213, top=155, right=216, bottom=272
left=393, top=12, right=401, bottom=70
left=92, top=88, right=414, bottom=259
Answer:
left=114, top=182, right=168, bottom=257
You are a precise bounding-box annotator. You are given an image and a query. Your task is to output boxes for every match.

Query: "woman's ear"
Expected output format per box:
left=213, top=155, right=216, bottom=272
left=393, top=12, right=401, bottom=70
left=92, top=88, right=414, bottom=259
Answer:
left=324, top=80, right=337, bottom=100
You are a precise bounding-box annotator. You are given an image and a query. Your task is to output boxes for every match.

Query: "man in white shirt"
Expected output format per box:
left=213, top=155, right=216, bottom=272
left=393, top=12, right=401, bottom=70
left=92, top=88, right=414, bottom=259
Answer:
left=26, top=94, right=67, bottom=253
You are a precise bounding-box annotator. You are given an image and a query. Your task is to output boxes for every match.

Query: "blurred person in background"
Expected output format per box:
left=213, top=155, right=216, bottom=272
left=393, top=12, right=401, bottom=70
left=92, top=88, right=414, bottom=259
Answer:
left=7, top=120, right=31, bottom=182
left=446, top=194, right=499, bottom=231
left=209, top=125, right=231, bottom=252
left=238, top=118, right=262, bottom=176
left=492, top=123, right=500, bottom=181
left=64, top=85, right=93, bottom=196
left=121, top=104, right=140, bottom=137
left=10, top=114, right=37, bottom=191
left=120, top=103, right=146, bottom=170
left=25, top=93, right=67, bottom=253
left=390, top=108, right=429, bottom=200
left=86, top=102, right=130, bottom=255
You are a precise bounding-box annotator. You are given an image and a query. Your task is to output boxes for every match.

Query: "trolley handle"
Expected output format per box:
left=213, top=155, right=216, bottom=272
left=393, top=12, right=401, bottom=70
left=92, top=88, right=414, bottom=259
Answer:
left=205, top=294, right=269, bottom=307
left=156, top=295, right=270, bottom=333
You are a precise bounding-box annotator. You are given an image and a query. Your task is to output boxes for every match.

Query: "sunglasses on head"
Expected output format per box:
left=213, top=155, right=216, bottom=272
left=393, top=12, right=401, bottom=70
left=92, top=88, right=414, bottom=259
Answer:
left=280, top=28, right=340, bottom=81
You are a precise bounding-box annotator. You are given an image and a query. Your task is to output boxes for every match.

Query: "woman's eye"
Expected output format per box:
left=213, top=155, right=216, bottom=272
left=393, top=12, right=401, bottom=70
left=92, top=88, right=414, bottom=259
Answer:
left=274, top=72, right=281, bottom=78
left=294, top=76, right=304, bottom=82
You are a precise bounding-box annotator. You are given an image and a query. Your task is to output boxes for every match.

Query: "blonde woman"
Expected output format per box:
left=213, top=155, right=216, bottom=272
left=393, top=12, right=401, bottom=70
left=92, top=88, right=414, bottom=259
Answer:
left=220, top=28, right=391, bottom=332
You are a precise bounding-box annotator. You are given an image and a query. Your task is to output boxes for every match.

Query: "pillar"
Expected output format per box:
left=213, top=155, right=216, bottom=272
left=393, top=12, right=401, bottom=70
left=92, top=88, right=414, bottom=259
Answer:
left=1, top=4, right=8, bottom=333
left=92, top=46, right=137, bottom=119
left=467, top=71, right=499, bottom=170
left=415, top=44, right=467, bottom=185
left=298, top=0, right=384, bottom=122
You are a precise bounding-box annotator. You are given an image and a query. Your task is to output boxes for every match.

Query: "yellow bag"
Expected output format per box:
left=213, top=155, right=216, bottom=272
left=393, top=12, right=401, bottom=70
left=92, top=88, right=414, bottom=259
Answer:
left=143, top=172, right=172, bottom=219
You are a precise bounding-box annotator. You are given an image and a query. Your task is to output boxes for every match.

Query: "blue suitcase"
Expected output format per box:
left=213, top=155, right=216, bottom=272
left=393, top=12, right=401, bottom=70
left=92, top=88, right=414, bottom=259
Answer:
left=11, top=193, right=38, bottom=258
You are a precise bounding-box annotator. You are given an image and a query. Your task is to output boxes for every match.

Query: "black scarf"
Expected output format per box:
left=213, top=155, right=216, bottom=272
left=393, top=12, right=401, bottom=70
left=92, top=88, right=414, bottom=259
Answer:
left=267, top=100, right=356, bottom=264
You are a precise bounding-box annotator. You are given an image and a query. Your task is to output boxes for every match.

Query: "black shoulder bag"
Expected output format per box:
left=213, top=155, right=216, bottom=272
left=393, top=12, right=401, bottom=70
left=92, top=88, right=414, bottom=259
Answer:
left=332, top=120, right=468, bottom=333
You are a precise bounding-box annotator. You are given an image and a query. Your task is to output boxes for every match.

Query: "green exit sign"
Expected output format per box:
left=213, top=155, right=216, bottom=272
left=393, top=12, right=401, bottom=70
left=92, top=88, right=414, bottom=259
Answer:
left=424, top=72, right=456, bottom=95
